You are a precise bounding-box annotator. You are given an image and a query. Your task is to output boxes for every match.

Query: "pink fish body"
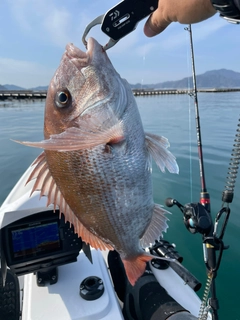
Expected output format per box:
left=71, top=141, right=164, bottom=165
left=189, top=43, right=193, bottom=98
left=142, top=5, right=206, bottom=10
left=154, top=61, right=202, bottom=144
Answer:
left=20, top=38, right=179, bottom=285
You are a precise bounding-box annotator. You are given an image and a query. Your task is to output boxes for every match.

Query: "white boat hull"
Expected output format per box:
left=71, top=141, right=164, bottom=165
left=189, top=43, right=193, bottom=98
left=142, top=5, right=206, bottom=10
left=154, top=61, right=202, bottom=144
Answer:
left=0, top=164, right=211, bottom=320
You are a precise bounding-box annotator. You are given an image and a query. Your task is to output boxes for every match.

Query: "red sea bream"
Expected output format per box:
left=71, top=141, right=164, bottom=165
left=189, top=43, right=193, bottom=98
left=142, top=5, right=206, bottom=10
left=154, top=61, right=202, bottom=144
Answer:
left=19, top=38, right=179, bottom=285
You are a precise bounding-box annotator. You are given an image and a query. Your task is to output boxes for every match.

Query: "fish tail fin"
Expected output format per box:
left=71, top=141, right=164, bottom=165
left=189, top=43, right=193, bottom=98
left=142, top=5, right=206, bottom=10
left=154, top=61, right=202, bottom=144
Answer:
left=122, top=254, right=152, bottom=286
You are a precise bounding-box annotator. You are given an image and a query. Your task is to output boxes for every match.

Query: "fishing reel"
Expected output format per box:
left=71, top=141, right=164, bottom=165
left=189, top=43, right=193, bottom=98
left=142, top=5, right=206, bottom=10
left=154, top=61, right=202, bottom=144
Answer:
left=165, top=198, right=212, bottom=236
left=165, top=197, right=230, bottom=273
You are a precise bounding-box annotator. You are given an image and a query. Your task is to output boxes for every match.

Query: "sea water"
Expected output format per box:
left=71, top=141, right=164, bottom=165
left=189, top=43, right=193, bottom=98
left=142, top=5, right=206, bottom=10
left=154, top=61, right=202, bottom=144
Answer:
left=1, top=93, right=240, bottom=319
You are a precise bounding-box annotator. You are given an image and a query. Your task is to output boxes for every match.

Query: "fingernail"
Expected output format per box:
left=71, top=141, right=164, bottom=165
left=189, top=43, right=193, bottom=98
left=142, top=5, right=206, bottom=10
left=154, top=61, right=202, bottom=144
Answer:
left=144, top=23, right=158, bottom=38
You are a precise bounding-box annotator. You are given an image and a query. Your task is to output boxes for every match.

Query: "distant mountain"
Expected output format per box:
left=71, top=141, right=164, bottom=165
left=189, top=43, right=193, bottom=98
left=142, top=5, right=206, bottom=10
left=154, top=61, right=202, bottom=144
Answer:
left=2, top=84, right=48, bottom=91
left=29, top=85, right=48, bottom=91
left=130, top=69, right=240, bottom=89
left=3, top=84, right=26, bottom=90
left=2, top=69, right=240, bottom=92
left=0, top=84, right=7, bottom=91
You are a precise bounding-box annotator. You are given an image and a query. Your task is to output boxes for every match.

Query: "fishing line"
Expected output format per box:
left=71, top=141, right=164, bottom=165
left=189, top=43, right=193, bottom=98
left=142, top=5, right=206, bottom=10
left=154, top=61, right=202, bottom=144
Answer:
left=139, top=43, right=148, bottom=90
left=170, top=24, right=237, bottom=320
left=185, top=25, right=210, bottom=209
left=185, top=26, right=193, bottom=202
left=185, top=24, right=217, bottom=320
left=141, top=54, right=146, bottom=90
left=188, top=102, right=193, bottom=203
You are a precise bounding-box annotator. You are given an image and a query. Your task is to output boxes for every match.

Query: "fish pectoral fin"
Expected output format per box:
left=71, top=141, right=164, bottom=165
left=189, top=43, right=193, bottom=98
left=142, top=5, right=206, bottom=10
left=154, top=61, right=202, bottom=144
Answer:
left=140, top=204, right=169, bottom=248
left=145, top=132, right=179, bottom=174
left=14, top=120, right=124, bottom=152
left=27, top=152, right=114, bottom=252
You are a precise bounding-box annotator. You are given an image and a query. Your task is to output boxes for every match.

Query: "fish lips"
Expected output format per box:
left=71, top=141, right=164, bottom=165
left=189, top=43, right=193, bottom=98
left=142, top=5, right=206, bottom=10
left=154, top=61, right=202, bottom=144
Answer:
left=65, top=43, right=90, bottom=69
left=65, top=37, right=105, bottom=69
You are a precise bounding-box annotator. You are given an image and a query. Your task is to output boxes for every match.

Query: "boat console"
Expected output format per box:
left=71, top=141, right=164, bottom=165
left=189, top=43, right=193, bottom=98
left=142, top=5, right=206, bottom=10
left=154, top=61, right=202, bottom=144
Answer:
left=1, top=210, right=82, bottom=278
left=0, top=209, right=124, bottom=320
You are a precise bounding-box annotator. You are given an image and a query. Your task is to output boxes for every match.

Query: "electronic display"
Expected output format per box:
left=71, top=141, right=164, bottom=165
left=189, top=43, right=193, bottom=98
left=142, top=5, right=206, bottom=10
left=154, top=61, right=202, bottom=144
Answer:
left=1, top=210, right=83, bottom=276
left=11, top=221, right=61, bottom=259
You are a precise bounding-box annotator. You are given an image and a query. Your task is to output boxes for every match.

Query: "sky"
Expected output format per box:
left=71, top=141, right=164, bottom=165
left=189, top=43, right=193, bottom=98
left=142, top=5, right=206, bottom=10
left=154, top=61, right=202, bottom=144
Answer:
left=0, top=0, right=240, bottom=88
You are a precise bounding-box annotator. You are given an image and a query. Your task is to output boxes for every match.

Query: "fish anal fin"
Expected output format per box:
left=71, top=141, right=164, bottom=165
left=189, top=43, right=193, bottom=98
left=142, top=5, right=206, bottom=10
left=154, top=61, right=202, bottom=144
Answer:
left=145, top=132, right=179, bottom=174
left=122, top=255, right=152, bottom=286
left=73, top=217, right=114, bottom=251
left=61, top=204, right=113, bottom=251
left=140, top=204, right=169, bottom=248
left=27, top=152, right=113, bottom=253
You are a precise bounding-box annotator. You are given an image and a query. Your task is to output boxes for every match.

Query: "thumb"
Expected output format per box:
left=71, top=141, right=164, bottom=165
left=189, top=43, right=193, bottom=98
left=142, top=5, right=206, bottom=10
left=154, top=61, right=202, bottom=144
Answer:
left=144, top=11, right=171, bottom=37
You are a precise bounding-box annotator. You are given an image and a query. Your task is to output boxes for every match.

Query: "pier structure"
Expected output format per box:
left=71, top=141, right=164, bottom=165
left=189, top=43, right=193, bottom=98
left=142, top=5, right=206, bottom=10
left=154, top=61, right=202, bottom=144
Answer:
left=0, top=90, right=47, bottom=101
left=132, top=88, right=240, bottom=96
left=0, top=88, right=240, bottom=101
left=133, top=89, right=187, bottom=96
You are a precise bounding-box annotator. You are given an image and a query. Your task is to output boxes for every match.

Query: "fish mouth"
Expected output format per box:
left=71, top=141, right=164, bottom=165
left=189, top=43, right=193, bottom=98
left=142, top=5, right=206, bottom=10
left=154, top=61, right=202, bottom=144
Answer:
left=65, top=38, right=97, bottom=69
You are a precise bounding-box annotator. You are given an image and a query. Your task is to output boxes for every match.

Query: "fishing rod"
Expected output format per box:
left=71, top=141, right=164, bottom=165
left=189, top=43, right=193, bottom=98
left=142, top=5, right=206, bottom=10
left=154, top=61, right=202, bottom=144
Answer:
left=186, top=24, right=210, bottom=211
left=165, top=24, right=236, bottom=320
left=185, top=24, right=218, bottom=320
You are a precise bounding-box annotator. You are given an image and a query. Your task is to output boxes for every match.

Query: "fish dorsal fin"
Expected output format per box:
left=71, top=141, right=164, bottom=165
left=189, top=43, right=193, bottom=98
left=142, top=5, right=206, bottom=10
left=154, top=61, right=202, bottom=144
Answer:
left=140, top=204, right=169, bottom=248
left=145, top=132, right=179, bottom=174
left=28, top=152, right=113, bottom=251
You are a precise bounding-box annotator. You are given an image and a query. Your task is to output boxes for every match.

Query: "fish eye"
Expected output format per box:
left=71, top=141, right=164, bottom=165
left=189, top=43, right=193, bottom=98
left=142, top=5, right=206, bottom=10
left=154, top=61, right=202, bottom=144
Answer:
left=55, top=89, right=71, bottom=108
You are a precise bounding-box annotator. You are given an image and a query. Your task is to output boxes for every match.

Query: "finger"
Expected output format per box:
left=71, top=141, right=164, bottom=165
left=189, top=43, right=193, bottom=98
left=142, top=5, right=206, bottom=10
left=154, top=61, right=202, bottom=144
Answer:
left=144, top=12, right=170, bottom=37
left=143, top=0, right=216, bottom=38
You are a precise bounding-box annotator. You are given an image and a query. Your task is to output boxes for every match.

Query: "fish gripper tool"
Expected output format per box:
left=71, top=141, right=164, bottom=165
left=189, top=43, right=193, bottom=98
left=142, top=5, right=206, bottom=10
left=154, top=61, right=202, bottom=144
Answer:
left=82, top=0, right=158, bottom=50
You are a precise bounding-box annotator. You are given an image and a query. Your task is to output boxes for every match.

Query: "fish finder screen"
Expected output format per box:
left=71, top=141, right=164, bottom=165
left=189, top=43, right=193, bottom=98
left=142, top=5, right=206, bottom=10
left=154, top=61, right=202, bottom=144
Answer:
left=11, top=221, right=61, bottom=259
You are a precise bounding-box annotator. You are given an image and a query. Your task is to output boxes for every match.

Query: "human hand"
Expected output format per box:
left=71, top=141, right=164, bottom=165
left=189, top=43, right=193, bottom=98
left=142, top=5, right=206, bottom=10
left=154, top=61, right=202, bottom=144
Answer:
left=144, top=0, right=216, bottom=37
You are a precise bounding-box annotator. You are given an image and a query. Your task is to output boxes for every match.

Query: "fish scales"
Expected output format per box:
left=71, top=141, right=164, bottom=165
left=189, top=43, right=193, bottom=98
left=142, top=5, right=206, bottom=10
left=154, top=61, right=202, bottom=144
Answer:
left=17, top=38, right=179, bottom=285
left=45, top=97, right=151, bottom=254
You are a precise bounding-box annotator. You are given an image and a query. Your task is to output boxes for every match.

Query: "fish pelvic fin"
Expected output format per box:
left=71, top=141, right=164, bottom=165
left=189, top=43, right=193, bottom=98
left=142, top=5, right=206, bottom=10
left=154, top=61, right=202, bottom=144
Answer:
left=122, top=255, right=152, bottom=286
left=27, top=152, right=113, bottom=252
left=145, top=132, right=179, bottom=174
left=14, top=119, right=124, bottom=152
left=140, top=204, right=170, bottom=248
